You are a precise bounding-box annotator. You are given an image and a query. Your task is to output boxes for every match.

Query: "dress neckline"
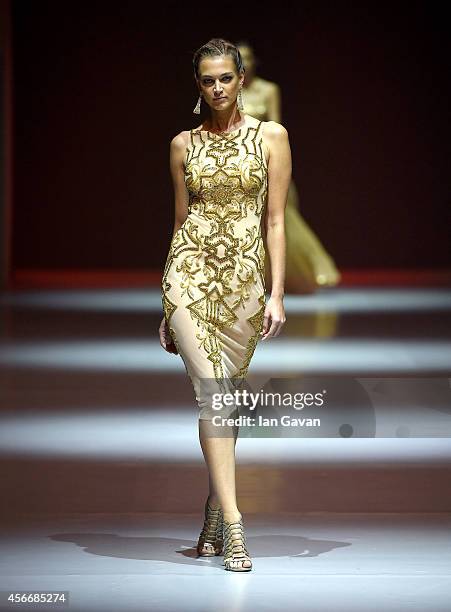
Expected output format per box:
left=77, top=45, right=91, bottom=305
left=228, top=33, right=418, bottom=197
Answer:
left=193, top=126, right=243, bottom=140
left=192, top=116, right=256, bottom=140
left=208, top=127, right=242, bottom=138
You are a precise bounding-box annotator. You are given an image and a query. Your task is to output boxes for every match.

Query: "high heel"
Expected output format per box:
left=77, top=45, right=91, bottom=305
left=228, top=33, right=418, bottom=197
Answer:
left=196, top=497, right=224, bottom=557
left=222, top=516, right=253, bottom=571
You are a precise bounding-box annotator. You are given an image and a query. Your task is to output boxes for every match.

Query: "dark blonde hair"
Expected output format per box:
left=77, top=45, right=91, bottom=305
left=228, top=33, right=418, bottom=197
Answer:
left=192, top=38, right=245, bottom=80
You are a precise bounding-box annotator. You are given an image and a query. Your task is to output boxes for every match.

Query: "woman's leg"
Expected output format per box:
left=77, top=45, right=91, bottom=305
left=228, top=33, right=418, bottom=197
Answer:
left=198, top=419, right=240, bottom=520
left=198, top=419, right=252, bottom=570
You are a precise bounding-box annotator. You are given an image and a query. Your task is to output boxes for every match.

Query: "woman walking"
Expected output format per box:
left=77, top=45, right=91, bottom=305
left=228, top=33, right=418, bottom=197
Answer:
left=159, top=38, right=291, bottom=571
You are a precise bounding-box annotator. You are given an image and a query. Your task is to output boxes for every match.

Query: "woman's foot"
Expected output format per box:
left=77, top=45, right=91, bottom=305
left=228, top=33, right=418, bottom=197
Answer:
left=223, top=510, right=242, bottom=523
left=196, top=496, right=224, bottom=557
left=222, top=513, right=252, bottom=571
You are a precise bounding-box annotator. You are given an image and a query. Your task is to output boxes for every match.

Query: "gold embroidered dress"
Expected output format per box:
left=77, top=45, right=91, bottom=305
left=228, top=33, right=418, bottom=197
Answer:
left=161, top=119, right=267, bottom=419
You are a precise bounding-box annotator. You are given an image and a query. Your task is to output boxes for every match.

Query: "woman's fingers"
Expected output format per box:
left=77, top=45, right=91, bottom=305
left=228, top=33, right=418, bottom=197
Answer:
left=262, top=318, right=280, bottom=339
left=166, top=337, right=178, bottom=354
left=261, top=305, right=286, bottom=340
left=158, top=319, right=166, bottom=349
left=159, top=317, right=179, bottom=354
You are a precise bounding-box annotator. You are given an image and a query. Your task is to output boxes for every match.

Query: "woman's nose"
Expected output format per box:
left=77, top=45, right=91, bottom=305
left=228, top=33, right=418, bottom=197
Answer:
left=214, top=80, right=223, bottom=93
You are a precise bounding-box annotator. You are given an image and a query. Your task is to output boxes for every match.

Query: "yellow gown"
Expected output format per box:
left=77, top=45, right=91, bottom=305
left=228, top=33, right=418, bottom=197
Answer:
left=161, top=117, right=267, bottom=420
left=242, top=94, right=341, bottom=293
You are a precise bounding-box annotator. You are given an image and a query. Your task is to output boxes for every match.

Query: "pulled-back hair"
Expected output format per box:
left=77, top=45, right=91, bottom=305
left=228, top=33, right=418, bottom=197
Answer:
left=192, top=38, right=245, bottom=80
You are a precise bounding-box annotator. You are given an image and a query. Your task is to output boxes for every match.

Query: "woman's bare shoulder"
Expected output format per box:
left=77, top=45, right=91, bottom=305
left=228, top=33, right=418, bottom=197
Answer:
left=261, top=120, right=288, bottom=139
left=170, top=130, right=191, bottom=150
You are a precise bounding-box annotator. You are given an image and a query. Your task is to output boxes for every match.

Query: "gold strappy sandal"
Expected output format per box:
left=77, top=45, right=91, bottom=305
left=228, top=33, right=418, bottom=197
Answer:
left=222, top=516, right=253, bottom=571
left=196, top=497, right=224, bottom=557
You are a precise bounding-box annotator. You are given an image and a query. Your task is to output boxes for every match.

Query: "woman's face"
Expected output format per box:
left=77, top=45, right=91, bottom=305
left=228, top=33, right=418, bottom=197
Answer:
left=197, top=55, right=244, bottom=111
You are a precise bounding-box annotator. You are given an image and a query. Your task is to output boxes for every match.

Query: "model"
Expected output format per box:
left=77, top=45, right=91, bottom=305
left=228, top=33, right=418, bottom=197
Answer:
left=237, top=41, right=341, bottom=293
left=159, top=38, right=291, bottom=571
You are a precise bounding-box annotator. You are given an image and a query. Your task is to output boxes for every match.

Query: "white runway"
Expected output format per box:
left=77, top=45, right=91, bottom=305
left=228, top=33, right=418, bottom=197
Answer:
left=0, top=514, right=450, bottom=611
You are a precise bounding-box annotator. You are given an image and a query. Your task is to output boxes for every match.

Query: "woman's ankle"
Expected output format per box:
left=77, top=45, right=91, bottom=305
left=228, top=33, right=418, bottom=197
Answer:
left=207, top=494, right=221, bottom=510
left=223, top=510, right=242, bottom=523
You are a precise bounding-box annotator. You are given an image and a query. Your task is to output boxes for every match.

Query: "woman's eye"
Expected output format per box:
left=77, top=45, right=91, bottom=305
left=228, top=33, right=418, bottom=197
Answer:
left=203, top=77, right=232, bottom=85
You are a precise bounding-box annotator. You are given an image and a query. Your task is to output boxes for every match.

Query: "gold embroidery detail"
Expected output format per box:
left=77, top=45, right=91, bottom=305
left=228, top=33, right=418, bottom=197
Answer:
left=162, top=120, right=268, bottom=387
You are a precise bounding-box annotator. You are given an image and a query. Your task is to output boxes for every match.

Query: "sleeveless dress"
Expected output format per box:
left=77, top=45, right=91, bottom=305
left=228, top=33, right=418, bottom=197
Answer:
left=161, top=119, right=268, bottom=420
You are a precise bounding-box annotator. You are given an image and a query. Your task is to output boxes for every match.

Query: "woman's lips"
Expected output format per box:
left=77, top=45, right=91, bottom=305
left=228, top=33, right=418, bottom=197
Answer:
left=213, top=97, right=226, bottom=102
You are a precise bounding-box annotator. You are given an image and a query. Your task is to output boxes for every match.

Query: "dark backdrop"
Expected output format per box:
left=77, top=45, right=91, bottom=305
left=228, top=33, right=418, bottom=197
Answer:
left=11, top=1, right=451, bottom=270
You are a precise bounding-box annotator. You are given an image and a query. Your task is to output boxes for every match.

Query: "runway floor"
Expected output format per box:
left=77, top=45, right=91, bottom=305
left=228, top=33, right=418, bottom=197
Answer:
left=1, top=513, right=450, bottom=612
left=0, top=286, right=450, bottom=611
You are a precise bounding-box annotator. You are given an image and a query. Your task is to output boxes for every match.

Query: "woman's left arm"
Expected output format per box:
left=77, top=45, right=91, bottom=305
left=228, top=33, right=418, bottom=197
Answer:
left=261, top=122, right=292, bottom=340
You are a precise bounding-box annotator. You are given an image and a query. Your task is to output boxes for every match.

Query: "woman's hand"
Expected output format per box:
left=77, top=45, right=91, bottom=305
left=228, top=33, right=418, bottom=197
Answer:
left=261, top=296, right=286, bottom=340
left=159, top=316, right=179, bottom=354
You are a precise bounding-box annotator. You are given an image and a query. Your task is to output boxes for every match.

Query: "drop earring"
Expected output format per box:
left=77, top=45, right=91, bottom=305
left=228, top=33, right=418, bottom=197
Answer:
left=237, top=88, right=244, bottom=111
left=193, top=94, right=202, bottom=115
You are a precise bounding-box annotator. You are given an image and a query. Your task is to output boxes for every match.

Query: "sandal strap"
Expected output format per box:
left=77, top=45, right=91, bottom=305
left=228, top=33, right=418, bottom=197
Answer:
left=223, top=518, right=252, bottom=567
left=198, top=498, right=224, bottom=548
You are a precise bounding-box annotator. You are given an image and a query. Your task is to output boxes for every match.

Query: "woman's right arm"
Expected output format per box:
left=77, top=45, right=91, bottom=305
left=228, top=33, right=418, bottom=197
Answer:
left=159, top=133, right=189, bottom=355
left=169, top=132, right=189, bottom=239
